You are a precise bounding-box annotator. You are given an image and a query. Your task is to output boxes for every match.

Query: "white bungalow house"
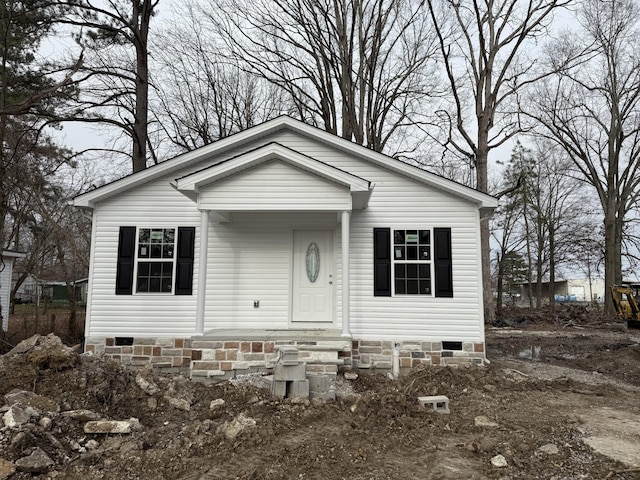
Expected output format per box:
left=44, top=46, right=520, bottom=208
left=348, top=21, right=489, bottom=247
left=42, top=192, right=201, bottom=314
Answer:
left=1, top=250, right=26, bottom=331
left=73, top=117, right=498, bottom=378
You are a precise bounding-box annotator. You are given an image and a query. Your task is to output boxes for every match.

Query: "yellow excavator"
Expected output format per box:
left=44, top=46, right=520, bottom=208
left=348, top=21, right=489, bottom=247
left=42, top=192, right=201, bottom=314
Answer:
left=610, top=285, right=640, bottom=329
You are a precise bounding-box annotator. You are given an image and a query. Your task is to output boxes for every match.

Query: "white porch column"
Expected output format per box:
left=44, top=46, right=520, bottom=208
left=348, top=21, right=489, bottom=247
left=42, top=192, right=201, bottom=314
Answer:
left=195, top=210, right=209, bottom=335
left=341, top=210, right=351, bottom=337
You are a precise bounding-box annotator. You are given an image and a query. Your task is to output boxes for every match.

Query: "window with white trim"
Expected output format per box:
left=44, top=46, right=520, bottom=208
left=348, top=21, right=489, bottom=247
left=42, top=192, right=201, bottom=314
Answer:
left=136, top=228, right=175, bottom=293
left=393, top=229, right=432, bottom=295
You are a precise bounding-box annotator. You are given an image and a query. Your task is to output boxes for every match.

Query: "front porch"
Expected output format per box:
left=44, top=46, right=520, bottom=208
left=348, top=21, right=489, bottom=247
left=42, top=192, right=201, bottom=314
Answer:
left=190, top=328, right=351, bottom=380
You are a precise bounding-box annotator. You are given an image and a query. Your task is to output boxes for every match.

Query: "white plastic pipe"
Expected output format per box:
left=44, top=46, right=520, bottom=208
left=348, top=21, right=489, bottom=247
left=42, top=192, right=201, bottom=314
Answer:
left=392, top=346, right=400, bottom=379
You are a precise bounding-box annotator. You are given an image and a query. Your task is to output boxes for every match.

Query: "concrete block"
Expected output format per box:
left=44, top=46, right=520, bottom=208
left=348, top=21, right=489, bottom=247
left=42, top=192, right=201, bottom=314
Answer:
left=309, top=390, right=336, bottom=401
left=288, top=379, right=309, bottom=399
left=418, top=395, right=450, bottom=414
left=277, top=346, right=300, bottom=365
left=274, top=362, right=306, bottom=381
left=307, top=374, right=332, bottom=392
left=270, top=379, right=287, bottom=398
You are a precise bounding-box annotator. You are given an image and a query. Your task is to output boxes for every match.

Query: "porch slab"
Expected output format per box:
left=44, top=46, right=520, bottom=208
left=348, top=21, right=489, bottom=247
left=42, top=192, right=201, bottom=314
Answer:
left=196, top=328, right=347, bottom=342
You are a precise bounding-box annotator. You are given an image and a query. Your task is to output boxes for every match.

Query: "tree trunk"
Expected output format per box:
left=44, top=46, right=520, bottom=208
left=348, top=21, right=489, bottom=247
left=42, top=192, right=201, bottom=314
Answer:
left=496, top=252, right=504, bottom=317
left=603, top=207, right=617, bottom=317
left=131, top=1, right=152, bottom=173
left=548, top=223, right=556, bottom=309
left=476, top=131, right=495, bottom=324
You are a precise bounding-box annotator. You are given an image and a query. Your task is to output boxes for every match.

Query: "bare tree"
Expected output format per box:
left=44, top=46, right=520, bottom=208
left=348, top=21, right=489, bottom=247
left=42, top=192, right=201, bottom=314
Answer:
left=151, top=8, right=290, bottom=154
left=529, top=0, right=640, bottom=314
left=57, top=0, right=159, bottom=173
left=208, top=0, right=440, bottom=156
left=493, top=138, right=597, bottom=311
left=426, top=0, right=571, bottom=323
left=526, top=141, right=596, bottom=307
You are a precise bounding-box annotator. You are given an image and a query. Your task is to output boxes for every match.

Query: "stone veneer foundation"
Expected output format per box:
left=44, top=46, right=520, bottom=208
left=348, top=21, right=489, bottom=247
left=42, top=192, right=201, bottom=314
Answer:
left=84, top=336, right=485, bottom=381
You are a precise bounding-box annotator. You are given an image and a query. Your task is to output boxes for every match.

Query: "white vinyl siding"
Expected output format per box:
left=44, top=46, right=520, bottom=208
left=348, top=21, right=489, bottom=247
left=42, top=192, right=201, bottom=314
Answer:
left=198, top=160, right=351, bottom=211
left=204, top=212, right=340, bottom=330
left=85, top=127, right=485, bottom=342
left=86, top=179, right=200, bottom=336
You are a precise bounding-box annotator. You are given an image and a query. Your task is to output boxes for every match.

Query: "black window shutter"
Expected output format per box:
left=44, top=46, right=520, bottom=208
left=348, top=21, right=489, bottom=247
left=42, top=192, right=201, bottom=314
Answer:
left=434, top=227, right=453, bottom=298
left=116, top=226, right=136, bottom=295
left=175, top=227, right=196, bottom=295
left=373, top=228, right=391, bottom=296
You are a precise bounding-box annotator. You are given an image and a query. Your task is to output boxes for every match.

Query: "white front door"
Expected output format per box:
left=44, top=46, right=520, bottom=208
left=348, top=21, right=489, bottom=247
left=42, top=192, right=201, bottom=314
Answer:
left=292, top=230, right=334, bottom=323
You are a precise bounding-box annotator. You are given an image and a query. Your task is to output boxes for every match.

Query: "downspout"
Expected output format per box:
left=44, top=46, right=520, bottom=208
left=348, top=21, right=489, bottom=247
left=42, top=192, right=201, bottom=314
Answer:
left=341, top=211, right=351, bottom=337
left=195, top=210, right=209, bottom=336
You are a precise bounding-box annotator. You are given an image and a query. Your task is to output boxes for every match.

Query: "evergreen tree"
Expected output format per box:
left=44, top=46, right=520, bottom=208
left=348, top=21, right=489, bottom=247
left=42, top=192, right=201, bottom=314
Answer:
left=0, top=0, right=73, bottom=249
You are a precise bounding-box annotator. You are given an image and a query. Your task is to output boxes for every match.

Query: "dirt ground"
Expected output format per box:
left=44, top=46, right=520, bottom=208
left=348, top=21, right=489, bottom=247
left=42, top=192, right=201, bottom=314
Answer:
left=2, top=305, right=640, bottom=479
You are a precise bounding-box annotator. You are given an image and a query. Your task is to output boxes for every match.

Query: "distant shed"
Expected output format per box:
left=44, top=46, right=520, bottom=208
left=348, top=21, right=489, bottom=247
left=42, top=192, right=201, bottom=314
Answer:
left=1, top=250, right=26, bottom=331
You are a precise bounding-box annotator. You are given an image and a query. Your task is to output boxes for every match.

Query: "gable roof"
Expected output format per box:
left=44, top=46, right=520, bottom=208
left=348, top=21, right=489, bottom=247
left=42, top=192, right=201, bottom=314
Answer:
left=73, top=116, right=498, bottom=210
left=173, top=142, right=373, bottom=210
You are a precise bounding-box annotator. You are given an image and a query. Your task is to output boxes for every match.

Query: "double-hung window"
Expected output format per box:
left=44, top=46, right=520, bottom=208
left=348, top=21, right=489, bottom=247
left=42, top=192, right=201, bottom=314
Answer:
left=374, top=227, right=452, bottom=298
left=136, top=228, right=175, bottom=293
left=393, top=229, right=432, bottom=295
left=116, top=226, right=195, bottom=296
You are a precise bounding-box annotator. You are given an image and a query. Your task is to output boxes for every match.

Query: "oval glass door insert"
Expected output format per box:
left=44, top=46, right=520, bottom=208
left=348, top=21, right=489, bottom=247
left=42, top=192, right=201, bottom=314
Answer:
left=306, top=242, right=320, bottom=283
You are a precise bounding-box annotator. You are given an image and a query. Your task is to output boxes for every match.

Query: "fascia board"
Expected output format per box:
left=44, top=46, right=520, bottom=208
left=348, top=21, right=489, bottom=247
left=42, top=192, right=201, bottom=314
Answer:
left=72, top=117, right=297, bottom=209
left=282, top=121, right=499, bottom=209
left=73, top=115, right=497, bottom=209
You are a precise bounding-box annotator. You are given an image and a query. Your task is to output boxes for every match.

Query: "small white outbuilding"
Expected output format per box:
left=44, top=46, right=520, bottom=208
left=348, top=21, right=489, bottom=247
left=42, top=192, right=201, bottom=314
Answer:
left=1, top=250, right=26, bottom=331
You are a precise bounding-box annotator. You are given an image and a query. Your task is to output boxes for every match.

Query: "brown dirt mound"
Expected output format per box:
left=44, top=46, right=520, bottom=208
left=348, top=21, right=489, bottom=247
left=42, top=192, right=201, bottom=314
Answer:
left=1, top=333, right=640, bottom=479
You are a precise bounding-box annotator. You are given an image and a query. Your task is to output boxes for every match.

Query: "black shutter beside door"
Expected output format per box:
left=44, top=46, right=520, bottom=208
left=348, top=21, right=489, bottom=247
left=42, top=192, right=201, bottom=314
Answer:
left=434, top=227, right=453, bottom=298
left=116, top=226, right=136, bottom=295
left=175, top=227, right=196, bottom=295
left=373, top=228, right=391, bottom=296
